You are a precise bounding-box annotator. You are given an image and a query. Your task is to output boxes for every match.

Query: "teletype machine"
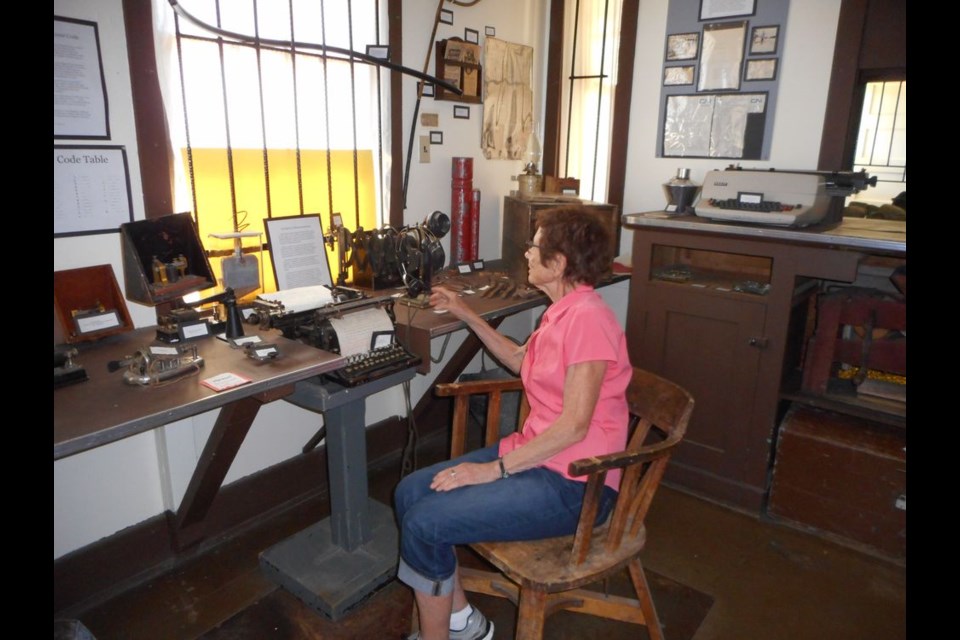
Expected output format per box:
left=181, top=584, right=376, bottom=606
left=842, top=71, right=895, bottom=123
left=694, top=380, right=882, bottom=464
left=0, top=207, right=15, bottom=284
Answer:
left=256, top=212, right=451, bottom=387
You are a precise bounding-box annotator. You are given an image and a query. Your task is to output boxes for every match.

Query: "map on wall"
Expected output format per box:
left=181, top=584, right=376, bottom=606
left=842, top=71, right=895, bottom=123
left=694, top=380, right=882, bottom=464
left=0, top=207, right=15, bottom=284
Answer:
left=481, top=37, right=534, bottom=160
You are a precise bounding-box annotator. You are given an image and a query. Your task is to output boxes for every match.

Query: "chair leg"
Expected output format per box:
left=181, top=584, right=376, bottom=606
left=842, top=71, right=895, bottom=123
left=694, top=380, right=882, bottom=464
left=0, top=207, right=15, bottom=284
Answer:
left=515, top=587, right=547, bottom=640
left=628, top=559, right=665, bottom=640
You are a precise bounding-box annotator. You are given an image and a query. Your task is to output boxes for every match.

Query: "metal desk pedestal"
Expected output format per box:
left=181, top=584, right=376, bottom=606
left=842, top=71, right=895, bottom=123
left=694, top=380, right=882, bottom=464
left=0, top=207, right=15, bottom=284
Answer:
left=259, top=367, right=415, bottom=620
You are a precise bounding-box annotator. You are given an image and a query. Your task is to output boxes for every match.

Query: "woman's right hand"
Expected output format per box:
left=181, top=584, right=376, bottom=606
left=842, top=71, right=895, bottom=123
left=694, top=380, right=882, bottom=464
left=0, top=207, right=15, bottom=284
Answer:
left=429, top=286, right=471, bottom=319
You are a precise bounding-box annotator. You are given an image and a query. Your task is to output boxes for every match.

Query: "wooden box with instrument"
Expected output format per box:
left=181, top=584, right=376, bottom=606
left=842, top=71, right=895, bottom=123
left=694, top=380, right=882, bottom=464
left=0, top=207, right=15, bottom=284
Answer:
left=54, top=264, right=134, bottom=344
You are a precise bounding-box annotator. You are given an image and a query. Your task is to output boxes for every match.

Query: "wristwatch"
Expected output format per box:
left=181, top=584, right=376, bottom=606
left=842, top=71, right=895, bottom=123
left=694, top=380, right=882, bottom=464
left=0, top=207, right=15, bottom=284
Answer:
left=498, top=457, right=510, bottom=479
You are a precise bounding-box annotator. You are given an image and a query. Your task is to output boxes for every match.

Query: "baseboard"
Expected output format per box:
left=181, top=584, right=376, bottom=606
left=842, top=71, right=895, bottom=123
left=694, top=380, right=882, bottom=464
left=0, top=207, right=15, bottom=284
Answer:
left=54, top=414, right=448, bottom=617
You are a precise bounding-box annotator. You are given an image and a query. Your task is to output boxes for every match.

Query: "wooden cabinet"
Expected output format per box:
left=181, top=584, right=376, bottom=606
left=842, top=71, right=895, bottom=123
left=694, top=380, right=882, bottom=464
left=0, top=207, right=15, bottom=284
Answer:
left=435, top=38, right=482, bottom=103
left=623, top=214, right=905, bottom=513
left=502, top=194, right=619, bottom=284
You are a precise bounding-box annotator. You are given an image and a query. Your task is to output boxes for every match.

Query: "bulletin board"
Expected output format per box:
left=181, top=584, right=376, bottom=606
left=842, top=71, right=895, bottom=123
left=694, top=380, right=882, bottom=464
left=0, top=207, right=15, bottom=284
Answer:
left=657, top=0, right=790, bottom=160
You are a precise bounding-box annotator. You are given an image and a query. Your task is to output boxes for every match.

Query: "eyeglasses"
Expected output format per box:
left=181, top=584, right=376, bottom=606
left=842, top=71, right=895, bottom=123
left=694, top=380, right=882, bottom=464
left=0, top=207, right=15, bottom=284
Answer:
left=525, top=240, right=540, bottom=250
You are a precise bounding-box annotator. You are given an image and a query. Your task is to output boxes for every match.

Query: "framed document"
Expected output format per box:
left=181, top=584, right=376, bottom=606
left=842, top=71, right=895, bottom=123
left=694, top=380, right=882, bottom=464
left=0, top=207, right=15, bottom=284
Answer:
left=54, top=17, right=110, bottom=139
left=745, top=58, right=778, bottom=81
left=264, top=215, right=334, bottom=290
left=664, top=66, right=696, bottom=86
left=698, top=21, right=746, bottom=92
left=750, top=25, right=779, bottom=55
left=699, top=0, right=756, bottom=21
left=665, top=33, right=700, bottom=61
left=54, top=146, right=134, bottom=237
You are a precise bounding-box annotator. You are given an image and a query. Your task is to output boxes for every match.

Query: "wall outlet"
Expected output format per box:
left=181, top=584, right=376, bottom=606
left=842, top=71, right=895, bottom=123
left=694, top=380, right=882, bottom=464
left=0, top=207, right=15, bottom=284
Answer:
left=894, top=494, right=906, bottom=511
left=419, top=135, right=431, bottom=163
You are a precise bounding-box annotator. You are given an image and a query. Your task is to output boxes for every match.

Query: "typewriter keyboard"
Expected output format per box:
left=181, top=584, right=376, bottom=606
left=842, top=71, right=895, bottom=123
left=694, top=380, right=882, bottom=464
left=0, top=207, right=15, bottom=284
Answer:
left=325, top=342, right=422, bottom=387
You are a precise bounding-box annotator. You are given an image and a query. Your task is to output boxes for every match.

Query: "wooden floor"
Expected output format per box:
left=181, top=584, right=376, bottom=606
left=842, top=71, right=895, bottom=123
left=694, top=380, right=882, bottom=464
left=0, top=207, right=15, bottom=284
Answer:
left=58, top=431, right=907, bottom=640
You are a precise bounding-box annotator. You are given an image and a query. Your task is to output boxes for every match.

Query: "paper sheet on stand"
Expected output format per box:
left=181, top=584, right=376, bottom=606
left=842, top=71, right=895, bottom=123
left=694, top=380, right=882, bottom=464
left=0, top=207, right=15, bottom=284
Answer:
left=258, top=286, right=334, bottom=313
left=328, top=307, right=395, bottom=356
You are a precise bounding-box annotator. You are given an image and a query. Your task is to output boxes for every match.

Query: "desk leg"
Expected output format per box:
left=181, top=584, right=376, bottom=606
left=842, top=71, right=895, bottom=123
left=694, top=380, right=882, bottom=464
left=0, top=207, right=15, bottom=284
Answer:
left=172, top=386, right=292, bottom=549
left=324, top=403, right=370, bottom=550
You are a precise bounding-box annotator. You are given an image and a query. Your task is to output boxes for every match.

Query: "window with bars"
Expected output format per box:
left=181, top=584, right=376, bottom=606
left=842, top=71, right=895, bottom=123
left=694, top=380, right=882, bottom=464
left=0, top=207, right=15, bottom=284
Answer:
left=849, top=80, right=906, bottom=208
left=555, top=0, right=625, bottom=203
left=155, top=0, right=389, bottom=291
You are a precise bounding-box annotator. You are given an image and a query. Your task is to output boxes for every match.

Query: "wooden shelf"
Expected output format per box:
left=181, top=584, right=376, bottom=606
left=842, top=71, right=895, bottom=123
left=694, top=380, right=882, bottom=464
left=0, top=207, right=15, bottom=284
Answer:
left=780, top=372, right=905, bottom=428
left=435, top=38, right=482, bottom=104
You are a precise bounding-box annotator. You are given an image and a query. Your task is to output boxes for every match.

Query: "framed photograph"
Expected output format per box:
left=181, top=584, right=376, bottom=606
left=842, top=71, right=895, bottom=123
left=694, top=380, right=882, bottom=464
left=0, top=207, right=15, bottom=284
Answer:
left=430, top=131, right=444, bottom=145
left=485, top=26, right=496, bottom=37
left=439, top=9, right=454, bottom=25
left=464, top=28, right=479, bottom=45
left=699, top=0, right=755, bottom=21
left=665, top=32, right=699, bottom=61
left=750, top=25, right=779, bottom=55
left=453, top=105, right=470, bottom=119
left=365, top=44, right=390, bottom=60
left=418, top=81, right=435, bottom=97
left=664, top=65, right=695, bottom=86
left=745, top=58, right=778, bottom=81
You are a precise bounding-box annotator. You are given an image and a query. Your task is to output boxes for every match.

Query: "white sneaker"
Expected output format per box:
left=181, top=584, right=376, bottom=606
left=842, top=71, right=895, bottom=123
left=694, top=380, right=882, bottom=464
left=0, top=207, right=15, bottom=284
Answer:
left=407, top=606, right=494, bottom=640
left=449, top=606, right=494, bottom=640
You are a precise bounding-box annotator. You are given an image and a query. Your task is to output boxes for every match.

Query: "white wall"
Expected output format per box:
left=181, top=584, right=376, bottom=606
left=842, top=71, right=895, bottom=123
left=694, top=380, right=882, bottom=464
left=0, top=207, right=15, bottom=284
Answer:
left=54, top=0, right=841, bottom=559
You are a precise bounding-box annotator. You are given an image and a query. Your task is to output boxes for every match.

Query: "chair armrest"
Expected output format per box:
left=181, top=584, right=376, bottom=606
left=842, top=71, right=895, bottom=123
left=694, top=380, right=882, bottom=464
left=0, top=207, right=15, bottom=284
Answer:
left=567, top=436, right=682, bottom=478
left=435, top=377, right=524, bottom=397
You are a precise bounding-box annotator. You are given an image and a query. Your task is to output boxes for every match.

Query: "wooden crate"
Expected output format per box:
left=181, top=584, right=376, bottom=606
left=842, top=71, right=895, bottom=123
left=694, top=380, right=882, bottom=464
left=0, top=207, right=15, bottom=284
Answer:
left=768, top=405, right=906, bottom=560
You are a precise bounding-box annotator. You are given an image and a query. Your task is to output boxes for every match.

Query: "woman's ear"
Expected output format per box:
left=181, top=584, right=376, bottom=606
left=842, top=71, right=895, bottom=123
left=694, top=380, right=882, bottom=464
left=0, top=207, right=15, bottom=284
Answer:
left=544, top=251, right=567, bottom=278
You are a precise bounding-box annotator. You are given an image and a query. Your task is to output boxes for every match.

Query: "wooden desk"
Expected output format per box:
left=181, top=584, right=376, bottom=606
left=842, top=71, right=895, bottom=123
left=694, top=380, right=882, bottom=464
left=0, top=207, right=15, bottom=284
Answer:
left=393, top=267, right=630, bottom=374
left=54, top=327, right=344, bottom=547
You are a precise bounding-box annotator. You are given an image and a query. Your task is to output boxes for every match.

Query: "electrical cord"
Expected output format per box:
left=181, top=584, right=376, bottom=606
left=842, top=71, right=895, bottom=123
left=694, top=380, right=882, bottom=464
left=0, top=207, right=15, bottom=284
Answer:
left=399, top=379, right=419, bottom=478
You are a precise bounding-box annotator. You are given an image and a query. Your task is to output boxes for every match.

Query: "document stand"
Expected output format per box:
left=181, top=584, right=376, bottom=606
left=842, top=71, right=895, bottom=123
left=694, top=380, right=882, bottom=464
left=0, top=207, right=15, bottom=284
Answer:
left=259, top=367, right=416, bottom=620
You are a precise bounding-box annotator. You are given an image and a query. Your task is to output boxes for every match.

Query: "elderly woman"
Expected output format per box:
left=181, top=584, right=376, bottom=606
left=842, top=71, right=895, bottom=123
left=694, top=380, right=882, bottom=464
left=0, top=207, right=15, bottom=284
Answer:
left=395, top=206, right=632, bottom=640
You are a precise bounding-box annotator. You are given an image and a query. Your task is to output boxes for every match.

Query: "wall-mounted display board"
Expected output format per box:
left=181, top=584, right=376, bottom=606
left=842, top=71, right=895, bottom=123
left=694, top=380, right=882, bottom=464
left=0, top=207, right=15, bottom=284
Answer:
left=657, top=0, right=790, bottom=160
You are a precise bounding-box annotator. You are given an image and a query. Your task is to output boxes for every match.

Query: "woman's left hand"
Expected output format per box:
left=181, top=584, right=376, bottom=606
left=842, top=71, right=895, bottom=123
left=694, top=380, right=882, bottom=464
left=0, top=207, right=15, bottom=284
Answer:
left=430, top=461, right=500, bottom=492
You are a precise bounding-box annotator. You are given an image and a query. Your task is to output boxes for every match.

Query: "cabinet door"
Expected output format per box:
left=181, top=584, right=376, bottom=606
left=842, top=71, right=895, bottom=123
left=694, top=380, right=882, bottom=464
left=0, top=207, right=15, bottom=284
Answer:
left=638, top=285, right=769, bottom=506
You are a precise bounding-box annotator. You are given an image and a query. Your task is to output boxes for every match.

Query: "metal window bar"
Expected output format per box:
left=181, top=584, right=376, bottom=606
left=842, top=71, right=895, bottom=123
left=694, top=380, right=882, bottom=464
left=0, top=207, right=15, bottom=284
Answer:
left=287, top=0, right=306, bottom=220
left=173, top=0, right=380, bottom=233
left=252, top=1, right=273, bottom=221
left=562, top=0, right=616, bottom=202
left=589, top=0, right=612, bottom=200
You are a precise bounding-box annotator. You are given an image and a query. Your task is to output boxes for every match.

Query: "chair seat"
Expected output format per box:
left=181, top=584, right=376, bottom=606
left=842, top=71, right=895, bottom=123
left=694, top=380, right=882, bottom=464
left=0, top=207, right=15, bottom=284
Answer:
left=473, top=524, right=646, bottom=592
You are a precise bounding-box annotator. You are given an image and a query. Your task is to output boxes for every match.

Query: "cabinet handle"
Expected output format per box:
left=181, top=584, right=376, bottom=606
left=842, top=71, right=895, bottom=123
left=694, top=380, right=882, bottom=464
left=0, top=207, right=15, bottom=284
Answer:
left=748, top=337, right=769, bottom=349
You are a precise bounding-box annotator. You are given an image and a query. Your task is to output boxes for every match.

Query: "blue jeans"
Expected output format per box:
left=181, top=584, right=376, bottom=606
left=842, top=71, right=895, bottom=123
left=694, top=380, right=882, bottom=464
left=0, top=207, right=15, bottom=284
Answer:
left=394, top=444, right=618, bottom=596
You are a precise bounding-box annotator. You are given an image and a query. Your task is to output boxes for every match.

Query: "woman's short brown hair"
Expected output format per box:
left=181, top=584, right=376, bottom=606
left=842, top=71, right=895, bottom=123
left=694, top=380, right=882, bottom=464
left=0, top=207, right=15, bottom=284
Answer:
left=535, top=206, right=613, bottom=286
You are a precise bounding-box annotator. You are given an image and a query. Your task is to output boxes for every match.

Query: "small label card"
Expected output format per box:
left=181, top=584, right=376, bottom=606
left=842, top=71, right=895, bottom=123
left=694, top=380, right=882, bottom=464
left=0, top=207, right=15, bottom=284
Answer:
left=230, top=335, right=263, bottom=347
left=74, top=310, right=121, bottom=334
left=201, top=372, right=253, bottom=392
